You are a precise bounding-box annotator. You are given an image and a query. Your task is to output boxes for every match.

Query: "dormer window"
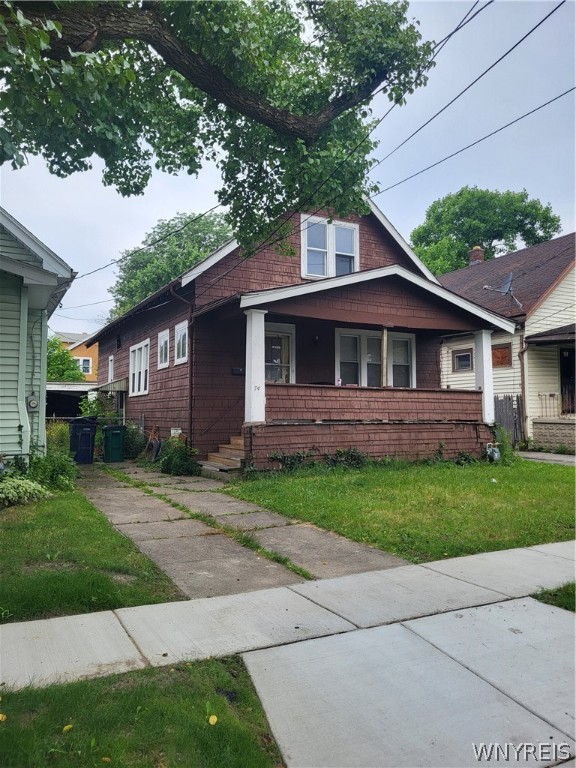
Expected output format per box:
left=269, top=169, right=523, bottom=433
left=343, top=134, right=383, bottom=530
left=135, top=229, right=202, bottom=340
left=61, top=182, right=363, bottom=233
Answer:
left=301, top=215, right=359, bottom=278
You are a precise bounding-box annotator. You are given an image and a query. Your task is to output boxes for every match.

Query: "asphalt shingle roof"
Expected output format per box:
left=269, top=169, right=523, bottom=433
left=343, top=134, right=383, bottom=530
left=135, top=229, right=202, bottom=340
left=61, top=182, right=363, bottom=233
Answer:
left=439, top=233, right=575, bottom=320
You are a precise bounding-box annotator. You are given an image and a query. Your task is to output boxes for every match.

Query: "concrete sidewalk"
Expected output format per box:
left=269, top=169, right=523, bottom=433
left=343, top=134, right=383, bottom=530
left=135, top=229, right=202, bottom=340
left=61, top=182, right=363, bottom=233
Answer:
left=1, top=541, right=574, bottom=767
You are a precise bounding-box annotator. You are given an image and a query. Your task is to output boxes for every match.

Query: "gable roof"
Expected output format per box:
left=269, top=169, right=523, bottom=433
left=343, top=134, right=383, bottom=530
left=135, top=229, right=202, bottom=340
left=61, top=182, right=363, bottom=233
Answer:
left=439, top=233, right=575, bottom=320
left=240, top=264, right=516, bottom=333
left=0, top=207, right=75, bottom=316
left=181, top=200, right=438, bottom=287
left=55, top=331, right=91, bottom=345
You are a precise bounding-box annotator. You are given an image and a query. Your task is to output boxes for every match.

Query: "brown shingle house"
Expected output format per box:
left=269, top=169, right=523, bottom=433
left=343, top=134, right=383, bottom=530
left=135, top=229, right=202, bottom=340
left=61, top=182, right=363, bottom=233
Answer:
left=88, top=202, right=515, bottom=469
left=439, top=233, right=575, bottom=449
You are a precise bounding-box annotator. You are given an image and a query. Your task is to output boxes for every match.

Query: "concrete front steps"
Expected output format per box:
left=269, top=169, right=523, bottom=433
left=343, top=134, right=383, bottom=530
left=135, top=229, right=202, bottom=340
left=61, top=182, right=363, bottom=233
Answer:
left=201, top=435, right=245, bottom=475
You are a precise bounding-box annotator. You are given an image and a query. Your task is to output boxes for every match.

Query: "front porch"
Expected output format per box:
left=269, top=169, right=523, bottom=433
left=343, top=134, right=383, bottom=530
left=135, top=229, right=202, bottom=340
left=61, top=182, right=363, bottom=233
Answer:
left=241, top=382, right=492, bottom=469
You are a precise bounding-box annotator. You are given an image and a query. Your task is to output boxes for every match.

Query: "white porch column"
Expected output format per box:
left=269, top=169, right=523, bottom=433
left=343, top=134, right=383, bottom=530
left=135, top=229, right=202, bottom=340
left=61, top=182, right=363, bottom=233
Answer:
left=244, top=309, right=267, bottom=423
left=474, top=329, right=494, bottom=424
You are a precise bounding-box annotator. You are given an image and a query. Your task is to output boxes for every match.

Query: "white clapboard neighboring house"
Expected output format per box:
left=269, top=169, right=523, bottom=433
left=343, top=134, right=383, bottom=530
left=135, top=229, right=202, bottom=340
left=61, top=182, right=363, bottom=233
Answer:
left=439, top=234, right=575, bottom=449
left=0, top=207, right=75, bottom=459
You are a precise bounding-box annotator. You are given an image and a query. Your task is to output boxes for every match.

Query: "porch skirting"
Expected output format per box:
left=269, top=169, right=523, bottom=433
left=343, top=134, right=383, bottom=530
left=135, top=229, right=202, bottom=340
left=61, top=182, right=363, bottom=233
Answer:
left=243, top=420, right=492, bottom=469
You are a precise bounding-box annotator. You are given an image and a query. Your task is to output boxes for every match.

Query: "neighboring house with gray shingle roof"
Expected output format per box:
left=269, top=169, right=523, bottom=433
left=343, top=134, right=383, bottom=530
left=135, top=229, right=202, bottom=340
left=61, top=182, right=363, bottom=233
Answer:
left=438, top=233, right=575, bottom=448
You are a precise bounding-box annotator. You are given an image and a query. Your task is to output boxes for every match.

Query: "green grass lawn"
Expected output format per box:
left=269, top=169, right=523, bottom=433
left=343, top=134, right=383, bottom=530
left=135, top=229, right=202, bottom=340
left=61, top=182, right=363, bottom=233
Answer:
left=533, top=582, right=575, bottom=612
left=0, top=491, right=184, bottom=624
left=227, top=460, right=575, bottom=563
left=0, top=657, right=282, bottom=768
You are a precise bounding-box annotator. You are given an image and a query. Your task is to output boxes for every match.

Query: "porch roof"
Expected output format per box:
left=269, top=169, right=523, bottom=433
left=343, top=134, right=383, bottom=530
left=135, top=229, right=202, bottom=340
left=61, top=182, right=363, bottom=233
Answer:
left=239, top=264, right=516, bottom=334
left=525, top=323, right=575, bottom=345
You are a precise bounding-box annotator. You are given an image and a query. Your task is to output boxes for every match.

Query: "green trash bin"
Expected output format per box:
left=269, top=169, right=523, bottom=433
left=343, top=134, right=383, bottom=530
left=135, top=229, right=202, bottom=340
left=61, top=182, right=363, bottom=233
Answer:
left=103, top=425, right=126, bottom=463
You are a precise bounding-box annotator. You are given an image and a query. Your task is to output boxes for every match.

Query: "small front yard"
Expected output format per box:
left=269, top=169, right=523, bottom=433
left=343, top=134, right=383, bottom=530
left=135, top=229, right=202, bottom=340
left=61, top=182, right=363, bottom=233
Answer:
left=0, top=491, right=184, bottom=624
left=227, top=460, right=575, bottom=563
left=0, top=656, right=282, bottom=768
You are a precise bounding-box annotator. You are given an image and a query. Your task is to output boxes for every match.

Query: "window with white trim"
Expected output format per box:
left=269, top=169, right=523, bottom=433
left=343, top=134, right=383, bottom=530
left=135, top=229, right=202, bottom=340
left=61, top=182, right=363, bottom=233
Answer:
left=335, top=329, right=382, bottom=386
left=108, top=355, right=114, bottom=383
left=74, top=357, right=92, bottom=375
left=301, top=215, right=359, bottom=278
left=265, top=323, right=296, bottom=383
left=174, top=321, right=188, bottom=365
left=158, top=329, right=169, bottom=369
left=388, top=333, right=416, bottom=388
left=129, top=339, right=150, bottom=396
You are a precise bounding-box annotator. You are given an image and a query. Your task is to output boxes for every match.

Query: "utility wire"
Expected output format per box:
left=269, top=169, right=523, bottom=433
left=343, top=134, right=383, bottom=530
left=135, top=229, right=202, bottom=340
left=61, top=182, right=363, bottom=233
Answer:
left=371, top=0, right=566, bottom=170
left=372, top=87, right=575, bottom=196
left=74, top=203, right=223, bottom=280
left=74, top=3, right=485, bottom=302
left=191, top=2, right=488, bottom=304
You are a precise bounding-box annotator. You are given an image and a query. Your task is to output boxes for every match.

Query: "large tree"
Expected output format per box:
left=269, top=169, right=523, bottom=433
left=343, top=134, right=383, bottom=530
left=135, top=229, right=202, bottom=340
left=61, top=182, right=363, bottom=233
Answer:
left=0, top=0, right=434, bottom=246
left=411, top=187, right=562, bottom=275
left=109, top=210, right=231, bottom=317
left=47, top=336, right=86, bottom=381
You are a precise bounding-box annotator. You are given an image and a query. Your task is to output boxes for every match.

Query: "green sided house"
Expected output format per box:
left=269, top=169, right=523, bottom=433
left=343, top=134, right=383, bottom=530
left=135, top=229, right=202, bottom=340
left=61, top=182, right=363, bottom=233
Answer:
left=0, top=207, right=75, bottom=460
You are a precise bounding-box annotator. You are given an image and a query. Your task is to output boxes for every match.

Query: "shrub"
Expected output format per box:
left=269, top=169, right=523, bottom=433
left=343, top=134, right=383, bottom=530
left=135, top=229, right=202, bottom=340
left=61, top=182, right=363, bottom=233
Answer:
left=268, top=450, right=316, bottom=471
left=0, top=476, right=51, bottom=508
left=160, top=438, right=201, bottom=476
left=28, top=450, right=77, bottom=491
left=124, top=422, right=147, bottom=459
left=324, top=447, right=367, bottom=468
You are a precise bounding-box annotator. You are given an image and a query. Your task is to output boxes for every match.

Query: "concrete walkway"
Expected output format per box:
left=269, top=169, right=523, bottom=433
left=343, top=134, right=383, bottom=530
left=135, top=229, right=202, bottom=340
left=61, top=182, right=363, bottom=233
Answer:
left=1, top=541, right=574, bottom=767
left=517, top=451, right=575, bottom=466
left=78, top=465, right=406, bottom=598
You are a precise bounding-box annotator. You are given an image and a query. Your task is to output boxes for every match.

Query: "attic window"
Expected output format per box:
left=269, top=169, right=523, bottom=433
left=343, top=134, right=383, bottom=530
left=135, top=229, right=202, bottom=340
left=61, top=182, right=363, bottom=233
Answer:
left=301, top=215, right=359, bottom=278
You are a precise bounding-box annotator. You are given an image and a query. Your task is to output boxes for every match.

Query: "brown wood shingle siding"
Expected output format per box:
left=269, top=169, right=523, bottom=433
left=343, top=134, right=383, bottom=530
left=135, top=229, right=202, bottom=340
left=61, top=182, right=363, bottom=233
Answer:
left=98, top=293, right=192, bottom=439
left=194, top=213, right=417, bottom=309
left=264, top=385, right=483, bottom=422
left=245, top=421, right=492, bottom=469
left=258, top=278, right=485, bottom=332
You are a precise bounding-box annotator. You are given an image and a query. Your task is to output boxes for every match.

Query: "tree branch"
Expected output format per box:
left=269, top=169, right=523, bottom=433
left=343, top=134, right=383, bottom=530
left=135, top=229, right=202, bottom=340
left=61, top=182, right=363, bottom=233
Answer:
left=3, top=2, right=384, bottom=143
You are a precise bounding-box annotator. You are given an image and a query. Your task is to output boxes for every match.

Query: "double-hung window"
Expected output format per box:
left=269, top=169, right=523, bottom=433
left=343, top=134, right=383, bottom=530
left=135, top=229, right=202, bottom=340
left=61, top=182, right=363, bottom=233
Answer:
left=75, top=357, right=92, bottom=375
left=388, top=334, right=416, bottom=388
left=265, top=323, right=295, bottom=383
left=174, top=321, right=188, bottom=365
left=129, top=339, right=150, bottom=396
left=158, top=329, right=169, bottom=369
left=302, top=215, right=359, bottom=278
left=108, top=355, right=114, bottom=383
left=336, top=329, right=382, bottom=387
left=336, top=330, right=416, bottom=388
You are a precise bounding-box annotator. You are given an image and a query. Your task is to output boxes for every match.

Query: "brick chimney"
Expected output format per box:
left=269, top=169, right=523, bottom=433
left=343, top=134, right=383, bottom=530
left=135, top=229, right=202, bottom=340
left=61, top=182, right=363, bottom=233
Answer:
left=469, top=245, right=485, bottom=265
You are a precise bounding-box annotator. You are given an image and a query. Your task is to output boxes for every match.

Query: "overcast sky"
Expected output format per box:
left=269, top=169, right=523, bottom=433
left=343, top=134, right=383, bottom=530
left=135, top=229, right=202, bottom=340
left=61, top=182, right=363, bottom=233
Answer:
left=1, top=0, right=574, bottom=334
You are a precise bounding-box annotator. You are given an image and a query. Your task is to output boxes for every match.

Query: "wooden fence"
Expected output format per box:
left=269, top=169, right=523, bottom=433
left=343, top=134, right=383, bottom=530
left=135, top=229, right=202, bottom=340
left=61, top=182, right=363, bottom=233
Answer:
left=494, top=394, right=525, bottom=444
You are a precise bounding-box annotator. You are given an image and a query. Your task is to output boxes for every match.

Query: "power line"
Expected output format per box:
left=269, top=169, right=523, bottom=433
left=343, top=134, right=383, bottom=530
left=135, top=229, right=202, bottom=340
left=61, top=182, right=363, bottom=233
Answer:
left=191, top=3, right=487, bottom=304
left=372, top=87, right=575, bottom=196
left=371, top=0, right=566, bottom=171
left=74, top=203, right=223, bottom=280
left=59, top=298, right=114, bottom=310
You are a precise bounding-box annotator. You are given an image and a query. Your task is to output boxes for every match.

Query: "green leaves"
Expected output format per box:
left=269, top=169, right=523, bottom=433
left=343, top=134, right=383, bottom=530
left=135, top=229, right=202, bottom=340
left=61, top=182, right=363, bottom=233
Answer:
left=46, top=337, right=86, bottom=382
left=0, top=0, right=434, bottom=246
left=109, top=211, right=231, bottom=317
left=411, top=186, right=562, bottom=275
